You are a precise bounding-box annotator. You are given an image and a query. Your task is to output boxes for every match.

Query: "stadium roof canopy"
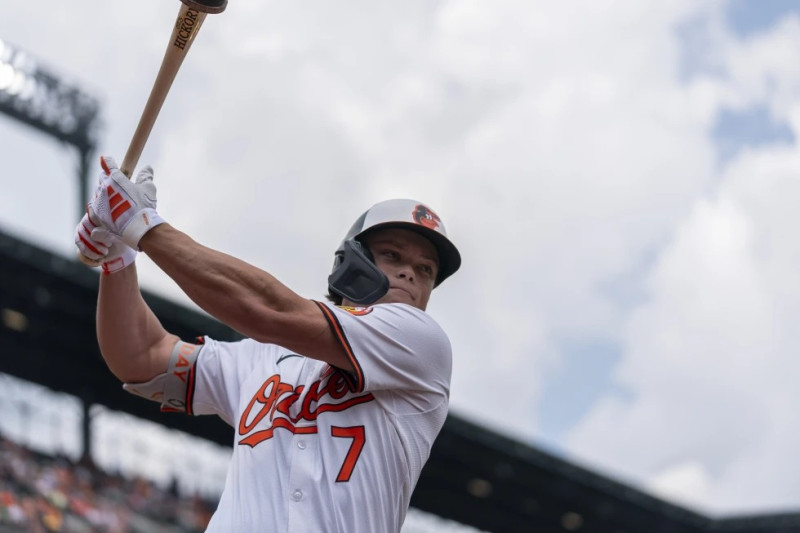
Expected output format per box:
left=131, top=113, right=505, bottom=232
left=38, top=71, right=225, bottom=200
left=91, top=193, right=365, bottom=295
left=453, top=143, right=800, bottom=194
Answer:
left=2, top=227, right=799, bottom=533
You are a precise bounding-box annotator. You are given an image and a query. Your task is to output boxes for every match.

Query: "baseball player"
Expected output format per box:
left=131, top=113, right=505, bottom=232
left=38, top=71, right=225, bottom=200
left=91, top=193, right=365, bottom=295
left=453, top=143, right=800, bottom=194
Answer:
left=74, top=157, right=461, bottom=532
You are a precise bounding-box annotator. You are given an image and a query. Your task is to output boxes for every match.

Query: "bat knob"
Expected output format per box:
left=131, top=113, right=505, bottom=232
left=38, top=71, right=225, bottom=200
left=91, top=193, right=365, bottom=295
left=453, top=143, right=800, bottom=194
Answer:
left=76, top=251, right=102, bottom=268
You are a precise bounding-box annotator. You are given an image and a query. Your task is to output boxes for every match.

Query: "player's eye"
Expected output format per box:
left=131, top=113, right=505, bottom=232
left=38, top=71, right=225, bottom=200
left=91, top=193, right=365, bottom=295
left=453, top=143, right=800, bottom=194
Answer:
left=418, top=264, right=434, bottom=277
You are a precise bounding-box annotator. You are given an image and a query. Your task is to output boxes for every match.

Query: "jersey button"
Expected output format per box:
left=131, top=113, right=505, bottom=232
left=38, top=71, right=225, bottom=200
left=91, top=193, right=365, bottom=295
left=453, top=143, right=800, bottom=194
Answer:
left=292, top=490, right=303, bottom=501
left=297, top=441, right=306, bottom=450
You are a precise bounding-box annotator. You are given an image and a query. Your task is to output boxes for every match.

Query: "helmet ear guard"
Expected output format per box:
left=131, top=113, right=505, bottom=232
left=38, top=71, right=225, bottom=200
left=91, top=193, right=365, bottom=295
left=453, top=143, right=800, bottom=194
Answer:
left=327, top=240, right=390, bottom=305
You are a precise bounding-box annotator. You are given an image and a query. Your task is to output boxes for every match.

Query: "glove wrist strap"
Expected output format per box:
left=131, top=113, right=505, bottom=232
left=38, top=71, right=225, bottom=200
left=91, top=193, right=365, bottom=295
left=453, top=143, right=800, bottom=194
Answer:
left=101, top=247, right=137, bottom=274
left=121, top=209, right=166, bottom=249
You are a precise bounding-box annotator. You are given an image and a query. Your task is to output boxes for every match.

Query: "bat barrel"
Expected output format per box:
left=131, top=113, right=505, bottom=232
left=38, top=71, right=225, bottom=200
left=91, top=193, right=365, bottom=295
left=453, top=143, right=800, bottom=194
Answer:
left=180, top=0, right=227, bottom=14
left=120, top=2, right=213, bottom=177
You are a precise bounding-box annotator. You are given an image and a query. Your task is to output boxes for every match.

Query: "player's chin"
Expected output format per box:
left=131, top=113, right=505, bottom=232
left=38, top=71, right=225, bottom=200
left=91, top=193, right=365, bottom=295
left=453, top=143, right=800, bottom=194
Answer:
left=383, top=287, right=416, bottom=306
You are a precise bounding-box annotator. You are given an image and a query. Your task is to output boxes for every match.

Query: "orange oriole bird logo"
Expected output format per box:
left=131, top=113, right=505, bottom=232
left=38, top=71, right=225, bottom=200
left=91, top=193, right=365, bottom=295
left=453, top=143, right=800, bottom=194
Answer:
left=412, top=204, right=441, bottom=230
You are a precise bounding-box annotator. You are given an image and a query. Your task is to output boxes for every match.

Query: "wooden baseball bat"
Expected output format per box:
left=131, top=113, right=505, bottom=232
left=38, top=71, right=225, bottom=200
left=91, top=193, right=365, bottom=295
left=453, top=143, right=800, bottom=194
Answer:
left=77, top=0, right=226, bottom=266
left=120, top=0, right=228, bottom=177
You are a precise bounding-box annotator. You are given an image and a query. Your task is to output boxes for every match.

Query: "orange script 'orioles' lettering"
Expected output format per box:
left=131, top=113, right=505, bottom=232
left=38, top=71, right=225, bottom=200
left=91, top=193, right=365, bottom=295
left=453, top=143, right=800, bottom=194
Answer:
left=238, top=369, right=374, bottom=448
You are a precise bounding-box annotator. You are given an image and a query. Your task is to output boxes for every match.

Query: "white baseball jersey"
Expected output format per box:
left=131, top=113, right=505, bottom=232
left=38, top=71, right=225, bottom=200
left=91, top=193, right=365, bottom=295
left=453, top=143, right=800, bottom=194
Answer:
left=188, top=301, right=452, bottom=533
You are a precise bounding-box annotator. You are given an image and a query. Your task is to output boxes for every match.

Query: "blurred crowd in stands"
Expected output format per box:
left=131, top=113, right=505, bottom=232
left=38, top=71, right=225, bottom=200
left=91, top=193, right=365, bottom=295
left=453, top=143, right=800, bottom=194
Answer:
left=0, top=433, right=217, bottom=532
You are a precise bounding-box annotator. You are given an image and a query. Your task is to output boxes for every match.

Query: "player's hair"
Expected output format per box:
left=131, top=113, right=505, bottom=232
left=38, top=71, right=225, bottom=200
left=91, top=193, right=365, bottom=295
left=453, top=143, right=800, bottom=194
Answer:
left=325, top=290, right=343, bottom=306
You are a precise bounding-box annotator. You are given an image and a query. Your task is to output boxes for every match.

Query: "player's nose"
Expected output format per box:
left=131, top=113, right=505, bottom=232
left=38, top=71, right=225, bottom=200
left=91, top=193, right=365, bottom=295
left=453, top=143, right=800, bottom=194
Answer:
left=396, top=263, right=415, bottom=282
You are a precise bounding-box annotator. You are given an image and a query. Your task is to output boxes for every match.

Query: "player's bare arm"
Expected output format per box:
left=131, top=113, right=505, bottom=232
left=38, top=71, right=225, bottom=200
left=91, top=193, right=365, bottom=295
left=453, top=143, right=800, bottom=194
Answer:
left=77, top=156, right=352, bottom=373
left=76, top=158, right=462, bottom=384
left=76, top=203, right=177, bottom=383
left=138, top=224, right=353, bottom=371
left=96, top=264, right=179, bottom=383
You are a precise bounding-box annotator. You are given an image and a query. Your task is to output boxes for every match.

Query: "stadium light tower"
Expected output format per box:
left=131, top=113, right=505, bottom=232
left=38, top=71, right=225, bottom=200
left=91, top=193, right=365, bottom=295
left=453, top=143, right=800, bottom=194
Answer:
left=0, top=37, right=102, bottom=220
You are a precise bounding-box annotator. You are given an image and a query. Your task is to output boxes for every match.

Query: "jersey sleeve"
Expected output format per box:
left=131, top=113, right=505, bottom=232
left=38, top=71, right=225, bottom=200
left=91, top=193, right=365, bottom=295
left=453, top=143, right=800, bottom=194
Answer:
left=314, top=302, right=453, bottom=398
left=191, top=337, right=277, bottom=426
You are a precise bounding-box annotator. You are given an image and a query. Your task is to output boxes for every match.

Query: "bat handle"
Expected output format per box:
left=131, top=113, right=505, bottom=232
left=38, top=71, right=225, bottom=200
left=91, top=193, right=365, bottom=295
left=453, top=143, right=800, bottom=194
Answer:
left=119, top=3, right=208, bottom=177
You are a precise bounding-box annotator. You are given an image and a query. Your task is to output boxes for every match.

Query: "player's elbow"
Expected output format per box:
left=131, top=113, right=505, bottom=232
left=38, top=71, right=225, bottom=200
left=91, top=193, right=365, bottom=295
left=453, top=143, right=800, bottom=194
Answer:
left=99, top=333, right=177, bottom=384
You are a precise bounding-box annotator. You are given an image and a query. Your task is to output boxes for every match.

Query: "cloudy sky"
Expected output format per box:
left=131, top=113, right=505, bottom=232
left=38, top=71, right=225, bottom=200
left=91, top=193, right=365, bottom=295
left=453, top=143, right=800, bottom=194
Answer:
left=2, top=0, right=800, bottom=518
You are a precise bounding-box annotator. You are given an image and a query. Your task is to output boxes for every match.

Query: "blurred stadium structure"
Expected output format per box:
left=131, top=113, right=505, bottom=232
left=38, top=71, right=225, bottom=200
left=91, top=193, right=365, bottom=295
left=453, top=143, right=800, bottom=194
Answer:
left=0, top=37, right=99, bottom=220
left=4, top=38, right=800, bottom=533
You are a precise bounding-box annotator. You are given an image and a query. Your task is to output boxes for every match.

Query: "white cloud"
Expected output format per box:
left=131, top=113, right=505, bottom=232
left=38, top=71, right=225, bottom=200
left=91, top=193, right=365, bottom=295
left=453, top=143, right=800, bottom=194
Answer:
left=649, top=461, right=713, bottom=511
left=566, top=16, right=800, bottom=512
left=565, top=195, right=772, bottom=484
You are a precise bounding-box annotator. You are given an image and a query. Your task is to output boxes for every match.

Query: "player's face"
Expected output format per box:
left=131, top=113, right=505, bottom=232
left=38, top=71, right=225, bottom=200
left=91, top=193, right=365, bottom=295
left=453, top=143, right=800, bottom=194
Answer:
left=361, top=228, right=439, bottom=311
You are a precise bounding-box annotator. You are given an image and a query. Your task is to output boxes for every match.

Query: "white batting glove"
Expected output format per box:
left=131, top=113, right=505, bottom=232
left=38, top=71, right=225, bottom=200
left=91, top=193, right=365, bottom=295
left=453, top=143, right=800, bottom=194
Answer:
left=74, top=211, right=137, bottom=273
left=89, top=156, right=165, bottom=249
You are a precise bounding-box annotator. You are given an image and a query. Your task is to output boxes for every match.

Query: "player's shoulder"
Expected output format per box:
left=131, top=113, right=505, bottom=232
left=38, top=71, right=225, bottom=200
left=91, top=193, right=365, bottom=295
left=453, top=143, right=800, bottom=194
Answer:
left=325, top=302, right=448, bottom=340
left=200, top=335, right=285, bottom=358
left=327, top=301, right=437, bottom=321
left=374, top=302, right=443, bottom=326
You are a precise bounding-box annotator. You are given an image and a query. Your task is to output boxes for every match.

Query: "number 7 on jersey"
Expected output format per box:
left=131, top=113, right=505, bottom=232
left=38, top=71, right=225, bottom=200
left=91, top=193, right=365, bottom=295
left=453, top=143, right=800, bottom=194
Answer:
left=332, top=426, right=366, bottom=482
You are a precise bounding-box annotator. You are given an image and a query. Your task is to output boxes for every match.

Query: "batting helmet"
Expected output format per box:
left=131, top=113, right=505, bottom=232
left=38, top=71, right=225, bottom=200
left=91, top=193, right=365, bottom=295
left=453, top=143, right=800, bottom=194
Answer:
left=328, top=199, right=461, bottom=305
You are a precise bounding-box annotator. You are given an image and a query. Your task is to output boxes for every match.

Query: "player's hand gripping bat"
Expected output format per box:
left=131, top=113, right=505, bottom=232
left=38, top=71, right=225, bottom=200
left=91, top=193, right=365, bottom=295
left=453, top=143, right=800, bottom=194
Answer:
left=77, top=0, right=226, bottom=266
